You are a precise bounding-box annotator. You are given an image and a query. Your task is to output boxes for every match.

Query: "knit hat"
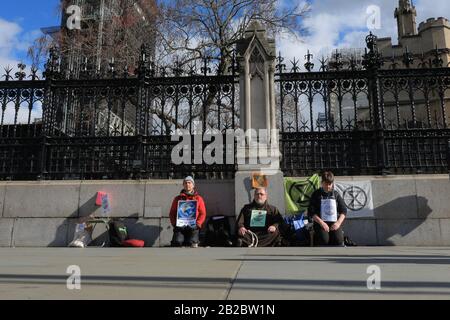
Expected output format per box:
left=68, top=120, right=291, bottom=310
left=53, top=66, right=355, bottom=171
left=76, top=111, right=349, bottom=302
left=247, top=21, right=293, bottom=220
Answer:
left=184, top=176, right=195, bottom=186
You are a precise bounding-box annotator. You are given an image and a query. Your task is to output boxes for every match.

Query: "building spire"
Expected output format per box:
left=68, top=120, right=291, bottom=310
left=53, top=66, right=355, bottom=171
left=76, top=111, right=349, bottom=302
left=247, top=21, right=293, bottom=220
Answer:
left=399, top=0, right=412, bottom=10
left=395, top=0, right=418, bottom=40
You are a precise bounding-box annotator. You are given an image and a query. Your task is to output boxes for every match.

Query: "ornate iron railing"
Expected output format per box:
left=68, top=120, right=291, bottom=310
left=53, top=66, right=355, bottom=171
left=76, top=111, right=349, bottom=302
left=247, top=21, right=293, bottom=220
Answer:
left=0, top=46, right=239, bottom=180
left=277, top=33, right=450, bottom=176
left=0, top=134, right=236, bottom=180
left=0, top=34, right=449, bottom=179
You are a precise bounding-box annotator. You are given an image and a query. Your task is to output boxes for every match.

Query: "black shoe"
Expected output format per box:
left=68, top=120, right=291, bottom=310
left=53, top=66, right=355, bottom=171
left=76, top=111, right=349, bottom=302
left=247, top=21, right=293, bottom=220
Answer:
left=344, top=236, right=357, bottom=246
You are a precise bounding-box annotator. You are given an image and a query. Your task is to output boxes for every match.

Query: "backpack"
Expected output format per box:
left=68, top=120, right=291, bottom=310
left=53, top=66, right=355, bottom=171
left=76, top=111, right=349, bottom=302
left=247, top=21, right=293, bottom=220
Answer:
left=283, top=213, right=311, bottom=246
left=204, top=215, right=233, bottom=247
left=108, top=220, right=128, bottom=247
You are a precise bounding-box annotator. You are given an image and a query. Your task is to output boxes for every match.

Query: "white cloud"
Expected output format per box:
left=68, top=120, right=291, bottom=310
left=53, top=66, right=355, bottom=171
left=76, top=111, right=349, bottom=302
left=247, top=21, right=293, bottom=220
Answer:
left=0, top=18, right=22, bottom=72
left=0, top=18, right=42, bottom=124
left=0, top=18, right=43, bottom=73
left=278, top=0, right=450, bottom=70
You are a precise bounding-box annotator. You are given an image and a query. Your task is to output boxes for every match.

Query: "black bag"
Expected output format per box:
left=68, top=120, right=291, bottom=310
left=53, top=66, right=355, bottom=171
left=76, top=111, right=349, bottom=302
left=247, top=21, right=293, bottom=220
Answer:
left=282, top=213, right=311, bottom=247
left=204, top=215, right=233, bottom=247
left=108, top=220, right=128, bottom=247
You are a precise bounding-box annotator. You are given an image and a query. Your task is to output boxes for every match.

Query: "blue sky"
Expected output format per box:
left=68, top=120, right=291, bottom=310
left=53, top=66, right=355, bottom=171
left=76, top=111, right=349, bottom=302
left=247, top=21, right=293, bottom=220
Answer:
left=0, top=0, right=60, bottom=65
left=1, top=1, right=60, bottom=28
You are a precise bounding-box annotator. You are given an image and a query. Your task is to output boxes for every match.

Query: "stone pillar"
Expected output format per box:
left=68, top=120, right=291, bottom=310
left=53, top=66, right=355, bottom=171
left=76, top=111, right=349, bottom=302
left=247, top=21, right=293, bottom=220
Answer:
left=237, top=21, right=277, bottom=138
left=234, top=22, right=285, bottom=219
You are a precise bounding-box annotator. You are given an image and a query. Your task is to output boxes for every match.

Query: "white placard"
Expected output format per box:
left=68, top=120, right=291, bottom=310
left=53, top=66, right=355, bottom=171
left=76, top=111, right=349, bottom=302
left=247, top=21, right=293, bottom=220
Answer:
left=321, top=199, right=337, bottom=222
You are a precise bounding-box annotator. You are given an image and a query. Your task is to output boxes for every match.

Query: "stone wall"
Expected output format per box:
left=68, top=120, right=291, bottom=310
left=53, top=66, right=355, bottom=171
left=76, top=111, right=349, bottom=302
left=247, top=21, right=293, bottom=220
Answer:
left=335, top=175, right=450, bottom=246
left=0, top=175, right=449, bottom=247
left=0, top=180, right=235, bottom=247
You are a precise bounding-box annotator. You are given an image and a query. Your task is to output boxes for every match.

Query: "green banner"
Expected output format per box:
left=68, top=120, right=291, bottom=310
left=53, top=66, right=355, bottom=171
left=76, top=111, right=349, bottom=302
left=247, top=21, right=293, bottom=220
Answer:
left=284, top=174, right=321, bottom=215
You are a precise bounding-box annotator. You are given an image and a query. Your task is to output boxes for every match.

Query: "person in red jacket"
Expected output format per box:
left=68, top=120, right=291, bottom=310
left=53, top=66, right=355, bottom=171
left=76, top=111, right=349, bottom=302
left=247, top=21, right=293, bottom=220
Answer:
left=169, top=176, right=207, bottom=247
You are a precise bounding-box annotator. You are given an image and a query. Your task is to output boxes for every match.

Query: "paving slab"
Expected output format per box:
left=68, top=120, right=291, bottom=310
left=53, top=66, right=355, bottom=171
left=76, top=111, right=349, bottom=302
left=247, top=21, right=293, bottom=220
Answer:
left=0, top=248, right=244, bottom=300
left=227, top=247, right=450, bottom=300
left=0, top=218, right=14, bottom=247
left=0, top=247, right=449, bottom=300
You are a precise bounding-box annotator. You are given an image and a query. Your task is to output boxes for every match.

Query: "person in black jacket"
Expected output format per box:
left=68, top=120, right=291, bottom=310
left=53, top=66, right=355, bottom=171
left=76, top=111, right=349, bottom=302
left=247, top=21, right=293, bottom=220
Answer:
left=236, top=188, right=284, bottom=247
left=308, top=171, right=347, bottom=246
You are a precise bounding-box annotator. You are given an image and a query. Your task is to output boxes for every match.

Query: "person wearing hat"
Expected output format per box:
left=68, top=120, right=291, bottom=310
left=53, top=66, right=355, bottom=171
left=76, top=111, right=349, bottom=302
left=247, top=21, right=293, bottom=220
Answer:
left=169, top=176, right=207, bottom=248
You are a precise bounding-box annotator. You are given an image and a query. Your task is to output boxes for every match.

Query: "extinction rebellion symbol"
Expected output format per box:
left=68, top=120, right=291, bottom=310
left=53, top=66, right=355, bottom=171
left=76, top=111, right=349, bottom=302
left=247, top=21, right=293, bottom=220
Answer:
left=288, top=180, right=318, bottom=207
left=343, top=186, right=368, bottom=211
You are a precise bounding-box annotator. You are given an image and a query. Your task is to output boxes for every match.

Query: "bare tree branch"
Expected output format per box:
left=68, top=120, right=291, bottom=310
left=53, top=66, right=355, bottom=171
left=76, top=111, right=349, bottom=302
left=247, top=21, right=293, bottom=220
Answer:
left=155, top=0, right=310, bottom=72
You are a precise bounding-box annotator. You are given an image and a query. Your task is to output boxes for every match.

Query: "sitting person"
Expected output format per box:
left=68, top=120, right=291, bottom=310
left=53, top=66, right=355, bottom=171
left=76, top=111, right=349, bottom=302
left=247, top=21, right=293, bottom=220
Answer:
left=169, top=176, right=207, bottom=248
left=308, top=171, right=347, bottom=246
left=236, top=187, right=284, bottom=247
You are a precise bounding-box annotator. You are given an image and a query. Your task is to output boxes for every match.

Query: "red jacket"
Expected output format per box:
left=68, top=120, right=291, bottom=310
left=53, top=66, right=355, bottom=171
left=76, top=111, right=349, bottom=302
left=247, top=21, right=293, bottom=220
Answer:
left=169, top=190, right=207, bottom=229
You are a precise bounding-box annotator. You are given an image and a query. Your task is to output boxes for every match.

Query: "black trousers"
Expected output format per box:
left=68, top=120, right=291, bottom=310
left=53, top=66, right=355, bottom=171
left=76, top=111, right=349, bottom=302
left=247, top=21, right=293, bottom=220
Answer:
left=171, top=227, right=199, bottom=246
left=313, top=222, right=344, bottom=246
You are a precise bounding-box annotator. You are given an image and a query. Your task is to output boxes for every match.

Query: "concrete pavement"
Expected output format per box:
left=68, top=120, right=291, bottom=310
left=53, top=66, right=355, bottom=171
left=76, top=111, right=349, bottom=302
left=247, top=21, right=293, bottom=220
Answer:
left=0, top=247, right=450, bottom=300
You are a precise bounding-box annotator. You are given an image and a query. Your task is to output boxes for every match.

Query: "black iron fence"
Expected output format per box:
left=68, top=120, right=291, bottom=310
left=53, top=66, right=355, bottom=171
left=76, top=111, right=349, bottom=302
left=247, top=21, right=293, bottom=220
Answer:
left=0, top=46, right=239, bottom=180
left=278, top=33, right=450, bottom=176
left=280, top=130, right=450, bottom=176
left=0, top=135, right=235, bottom=180
left=1, top=34, right=450, bottom=180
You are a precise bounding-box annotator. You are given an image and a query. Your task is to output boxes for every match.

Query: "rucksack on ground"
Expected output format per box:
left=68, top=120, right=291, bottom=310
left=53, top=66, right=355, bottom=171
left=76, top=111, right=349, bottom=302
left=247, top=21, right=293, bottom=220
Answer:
left=204, top=215, right=233, bottom=247
left=108, top=220, right=128, bottom=247
left=282, top=212, right=312, bottom=246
